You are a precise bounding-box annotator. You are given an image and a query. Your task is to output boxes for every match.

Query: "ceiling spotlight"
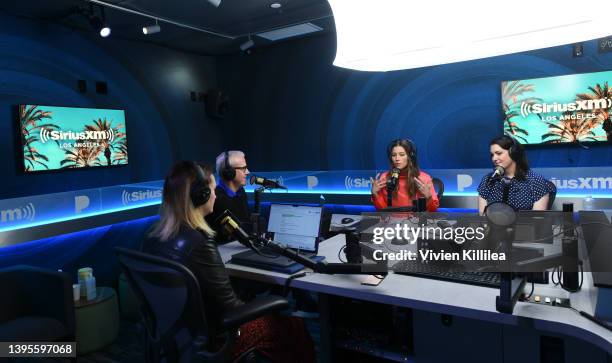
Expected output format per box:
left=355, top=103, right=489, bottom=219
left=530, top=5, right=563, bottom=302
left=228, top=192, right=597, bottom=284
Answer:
left=270, top=2, right=282, bottom=8
left=240, top=37, right=254, bottom=51
left=207, top=0, right=222, bottom=7
left=143, top=19, right=161, bottom=35
left=89, top=15, right=111, bottom=37
left=100, top=26, right=111, bottom=37
left=88, top=5, right=110, bottom=37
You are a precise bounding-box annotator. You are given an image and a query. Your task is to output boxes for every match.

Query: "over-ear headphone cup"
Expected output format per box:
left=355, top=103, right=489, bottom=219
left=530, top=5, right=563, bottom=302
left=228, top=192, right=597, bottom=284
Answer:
left=191, top=184, right=211, bottom=207
left=221, top=151, right=236, bottom=181
left=221, top=168, right=235, bottom=181
left=190, top=161, right=211, bottom=207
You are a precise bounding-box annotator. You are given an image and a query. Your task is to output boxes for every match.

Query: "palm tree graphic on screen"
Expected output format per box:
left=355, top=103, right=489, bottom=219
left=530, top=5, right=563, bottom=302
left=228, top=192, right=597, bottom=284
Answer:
left=542, top=82, right=611, bottom=143
left=61, top=118, right=127, bottom=168
left=541, top=110, right=599, bottom=143
left=502, top=81, right=543, bottom=143
left=19, top=105, right=60, bottom=171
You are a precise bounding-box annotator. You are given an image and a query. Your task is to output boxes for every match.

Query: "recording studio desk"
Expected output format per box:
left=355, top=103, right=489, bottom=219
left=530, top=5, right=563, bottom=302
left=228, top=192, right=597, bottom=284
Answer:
left=219, top=234, right=612, bottom=361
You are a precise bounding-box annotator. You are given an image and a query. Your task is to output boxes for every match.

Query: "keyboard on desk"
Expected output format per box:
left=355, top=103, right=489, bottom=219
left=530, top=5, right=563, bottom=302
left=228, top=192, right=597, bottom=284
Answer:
left=392, top=261, right=501, bottom=288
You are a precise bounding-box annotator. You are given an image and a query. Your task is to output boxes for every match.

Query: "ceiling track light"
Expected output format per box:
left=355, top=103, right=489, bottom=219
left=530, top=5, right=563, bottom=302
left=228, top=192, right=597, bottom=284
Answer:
left=87, top=4, right=110, bottom=37
left=143, top=19, right=161, bottom=35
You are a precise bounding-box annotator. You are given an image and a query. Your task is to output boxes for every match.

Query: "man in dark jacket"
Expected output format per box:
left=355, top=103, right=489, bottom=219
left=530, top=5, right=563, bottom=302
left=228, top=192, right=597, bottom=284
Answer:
left=206, top=150, right=251, bottom=243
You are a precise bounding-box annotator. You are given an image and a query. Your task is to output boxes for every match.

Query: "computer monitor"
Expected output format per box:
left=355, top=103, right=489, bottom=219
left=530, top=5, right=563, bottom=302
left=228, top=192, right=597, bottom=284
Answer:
left=267, top=204, right=322, bottom=252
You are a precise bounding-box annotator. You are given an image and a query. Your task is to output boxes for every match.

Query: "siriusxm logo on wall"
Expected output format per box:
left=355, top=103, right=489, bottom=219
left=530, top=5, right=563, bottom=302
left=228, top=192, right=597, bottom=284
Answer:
left=0, top=181, right=163, bottom=231
left=246, top=167, right=612, bottom=197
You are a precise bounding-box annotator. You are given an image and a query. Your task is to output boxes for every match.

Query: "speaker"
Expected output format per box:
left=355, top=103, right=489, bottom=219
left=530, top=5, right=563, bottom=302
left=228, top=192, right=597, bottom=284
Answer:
left=206, top=89, right=230, bottom=119
left=96, top=81, right=108, bottom=94
left=77, top=80, right=87, bottom=93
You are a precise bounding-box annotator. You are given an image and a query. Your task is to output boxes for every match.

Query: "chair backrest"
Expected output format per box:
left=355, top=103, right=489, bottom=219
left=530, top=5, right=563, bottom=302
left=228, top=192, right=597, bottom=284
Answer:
left=431, top=177, right=445, bottom=203
left=115, top=247, right=210, bottom=362
left=545, top=180, right=556, bottom=210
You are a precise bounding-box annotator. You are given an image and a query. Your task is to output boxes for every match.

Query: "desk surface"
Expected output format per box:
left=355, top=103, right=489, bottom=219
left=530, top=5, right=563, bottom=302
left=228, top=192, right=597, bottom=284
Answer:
left=220, top=235, right=612, bottom=353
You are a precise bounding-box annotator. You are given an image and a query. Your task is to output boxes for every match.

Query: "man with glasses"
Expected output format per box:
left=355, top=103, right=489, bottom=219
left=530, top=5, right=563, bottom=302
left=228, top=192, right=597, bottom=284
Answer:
left=206, top=150, right=251, bottom=243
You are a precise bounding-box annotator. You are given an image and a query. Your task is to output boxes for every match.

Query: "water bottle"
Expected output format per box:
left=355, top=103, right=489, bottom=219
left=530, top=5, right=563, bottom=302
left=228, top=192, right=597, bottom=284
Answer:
left=583, top=195, right=595, bottom=211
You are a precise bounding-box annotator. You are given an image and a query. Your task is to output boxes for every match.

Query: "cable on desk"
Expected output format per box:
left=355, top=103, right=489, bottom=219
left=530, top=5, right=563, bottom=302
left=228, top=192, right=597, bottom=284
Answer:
left=552, top=267, right=560, bottom=286
left=568, top=306, right=612, bottom=333
left=338, top=245, right=347, bottom=263
left=557, top=260, right=584, bottom=293
left=283, top=272, right=308, bottom=297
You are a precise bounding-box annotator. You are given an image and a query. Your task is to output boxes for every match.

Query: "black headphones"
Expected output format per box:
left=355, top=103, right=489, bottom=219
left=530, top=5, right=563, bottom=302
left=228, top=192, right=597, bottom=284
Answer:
left=190, top=161, right=211, bottom=207
left=219, top=151, right=236, bottom=181
left=387, top=138, right=417, bottom=165
left=506, top=135, right=522, bottom=161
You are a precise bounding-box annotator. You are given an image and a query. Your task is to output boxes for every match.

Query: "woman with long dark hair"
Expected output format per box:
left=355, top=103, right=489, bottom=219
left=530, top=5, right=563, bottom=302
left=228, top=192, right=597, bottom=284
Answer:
left=477, top=135, right=556, bottom=214
left=371, top=139, right=439, bottom=211
left=143, top=161, right=315, bottom=363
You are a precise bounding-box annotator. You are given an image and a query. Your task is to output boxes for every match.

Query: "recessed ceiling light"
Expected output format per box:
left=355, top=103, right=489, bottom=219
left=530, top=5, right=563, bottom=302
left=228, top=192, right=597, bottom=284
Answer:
left=270, top=3, right=281, bottom=9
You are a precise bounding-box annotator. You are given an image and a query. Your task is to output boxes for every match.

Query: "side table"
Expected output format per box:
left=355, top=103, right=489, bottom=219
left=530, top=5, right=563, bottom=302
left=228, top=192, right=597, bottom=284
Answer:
left=75, top=287, right=119, bottom=354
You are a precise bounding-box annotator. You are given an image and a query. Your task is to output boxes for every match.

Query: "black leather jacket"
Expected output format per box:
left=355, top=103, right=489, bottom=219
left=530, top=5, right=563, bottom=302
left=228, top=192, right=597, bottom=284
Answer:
left=142, top=225, right=243, bottom=327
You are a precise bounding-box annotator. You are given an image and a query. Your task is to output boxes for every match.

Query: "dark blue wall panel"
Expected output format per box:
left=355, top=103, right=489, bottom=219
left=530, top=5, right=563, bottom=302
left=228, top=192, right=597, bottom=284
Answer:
left=217, top=34, right=612, bottom=172
left=0, top=13, right=223, bottom=200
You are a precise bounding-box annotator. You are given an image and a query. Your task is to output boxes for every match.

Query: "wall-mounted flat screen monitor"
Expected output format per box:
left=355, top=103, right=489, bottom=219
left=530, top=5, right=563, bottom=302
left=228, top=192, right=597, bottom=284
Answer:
left=502, top=70, right=612, bottom=145
left=19, top=105, right=128, bottom=172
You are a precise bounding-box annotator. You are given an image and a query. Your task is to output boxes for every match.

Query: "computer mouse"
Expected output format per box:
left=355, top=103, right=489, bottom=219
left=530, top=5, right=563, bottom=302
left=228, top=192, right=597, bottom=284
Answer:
left=341, top=217, right=355, bottom=224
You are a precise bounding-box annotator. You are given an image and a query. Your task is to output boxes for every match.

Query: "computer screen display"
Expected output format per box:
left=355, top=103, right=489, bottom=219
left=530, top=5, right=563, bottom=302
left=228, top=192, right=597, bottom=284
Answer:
left=501, top=70, right=612, bottom=145
left=267, top=204, right=322, bottom=251
left=19, top=104, right=128, bottom=172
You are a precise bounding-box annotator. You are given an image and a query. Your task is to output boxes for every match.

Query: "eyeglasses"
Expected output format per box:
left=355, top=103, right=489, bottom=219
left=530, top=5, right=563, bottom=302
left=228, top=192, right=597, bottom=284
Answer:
left=234, top=165, right=248, bottom=171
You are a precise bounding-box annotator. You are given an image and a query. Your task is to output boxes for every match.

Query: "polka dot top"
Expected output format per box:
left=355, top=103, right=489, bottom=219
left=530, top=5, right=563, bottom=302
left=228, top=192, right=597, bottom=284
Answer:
left=477, top=170, right=556, bottom=210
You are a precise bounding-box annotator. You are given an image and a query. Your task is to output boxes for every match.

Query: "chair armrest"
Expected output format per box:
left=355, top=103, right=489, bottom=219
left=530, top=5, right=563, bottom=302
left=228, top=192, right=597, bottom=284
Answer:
left=221, top=295, right=289, bottom=329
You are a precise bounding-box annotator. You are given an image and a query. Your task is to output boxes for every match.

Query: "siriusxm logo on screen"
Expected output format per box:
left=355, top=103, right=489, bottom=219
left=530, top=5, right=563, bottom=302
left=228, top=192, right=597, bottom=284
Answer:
left=520, top=99, right=611, bottom=118
left=344, top=173, right=380, bottom=190
left=39, top=128, right=115, bottom=143
left=550, top=177, right=612, bottom=190
left=121, top=190, right=162, bottom=205
left=0, top=203, right=36, bottom=223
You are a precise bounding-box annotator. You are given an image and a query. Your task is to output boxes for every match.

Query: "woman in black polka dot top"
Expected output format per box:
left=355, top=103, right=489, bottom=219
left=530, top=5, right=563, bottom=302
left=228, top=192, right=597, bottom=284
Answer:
left=477, top=135, right=556, bottom=215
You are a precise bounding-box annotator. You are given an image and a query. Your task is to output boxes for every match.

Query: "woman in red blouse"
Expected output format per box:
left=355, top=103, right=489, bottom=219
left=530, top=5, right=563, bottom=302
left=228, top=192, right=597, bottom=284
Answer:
left=371, top=139, right=439, bottom=212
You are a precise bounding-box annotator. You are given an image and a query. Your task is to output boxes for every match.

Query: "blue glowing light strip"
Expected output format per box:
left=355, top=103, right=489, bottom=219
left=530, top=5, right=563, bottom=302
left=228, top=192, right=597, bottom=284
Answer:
left=1, top=190, right=609, bottom=234
left=246, top=189, right=612, bottom=198
left=0, top=200, right=161, bottom=233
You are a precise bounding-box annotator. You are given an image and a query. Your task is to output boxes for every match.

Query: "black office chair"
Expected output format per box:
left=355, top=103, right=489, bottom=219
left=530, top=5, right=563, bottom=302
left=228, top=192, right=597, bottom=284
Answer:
left=545, top=180, right=556, bottom=210
left=115, top=247, right=289, bottom=363
left=431, top=177, right=445, bottom=204
left=0, top=265, right=75, bottom=342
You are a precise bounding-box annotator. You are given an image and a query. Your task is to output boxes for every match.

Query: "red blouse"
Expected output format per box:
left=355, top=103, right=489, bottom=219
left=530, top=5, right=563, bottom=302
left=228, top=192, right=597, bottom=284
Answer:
left=372, top=170, right=439, bottom=212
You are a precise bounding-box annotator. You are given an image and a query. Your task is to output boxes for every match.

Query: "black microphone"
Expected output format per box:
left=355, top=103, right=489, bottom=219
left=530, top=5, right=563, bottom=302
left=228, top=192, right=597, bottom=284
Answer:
left=387, top=168, right=400, bottom=189
left=488, top=165, right=505, bottom=185
left=249, top=175, right=287, bottom=190
left=216, top=210, right=384, bottom=275
left=215, top=210, right=259, bottom=250
left=386, top=168, right=400, bottom=207
left=492, top=165, right=505, bottom=179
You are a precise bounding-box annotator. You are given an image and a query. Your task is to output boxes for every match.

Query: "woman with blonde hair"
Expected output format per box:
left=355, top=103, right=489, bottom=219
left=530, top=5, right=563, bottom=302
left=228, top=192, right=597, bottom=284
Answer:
left=143, top=161, right=315, bottom=362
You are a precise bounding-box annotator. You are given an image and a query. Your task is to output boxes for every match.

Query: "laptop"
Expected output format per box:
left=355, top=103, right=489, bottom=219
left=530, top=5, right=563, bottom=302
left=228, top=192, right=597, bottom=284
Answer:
left=230, top=204, right=323, bottom=270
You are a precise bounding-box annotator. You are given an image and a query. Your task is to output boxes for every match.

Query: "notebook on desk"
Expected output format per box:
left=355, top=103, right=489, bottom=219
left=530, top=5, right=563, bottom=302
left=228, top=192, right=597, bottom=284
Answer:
left=231, top=204, right=324, bottom=272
